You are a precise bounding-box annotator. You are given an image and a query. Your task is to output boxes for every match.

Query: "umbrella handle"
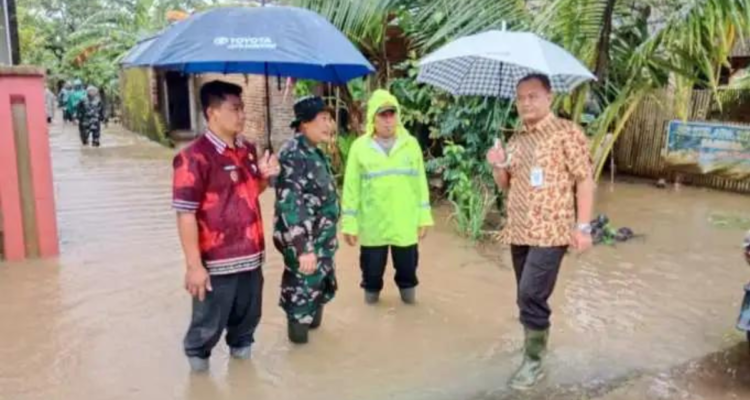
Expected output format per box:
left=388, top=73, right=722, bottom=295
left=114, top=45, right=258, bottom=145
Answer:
left=264, top=67, right=273, bottom=155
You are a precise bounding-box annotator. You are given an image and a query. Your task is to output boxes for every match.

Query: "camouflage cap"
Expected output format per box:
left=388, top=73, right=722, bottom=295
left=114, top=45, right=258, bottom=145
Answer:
left=290, top=96, right=334, bottom=129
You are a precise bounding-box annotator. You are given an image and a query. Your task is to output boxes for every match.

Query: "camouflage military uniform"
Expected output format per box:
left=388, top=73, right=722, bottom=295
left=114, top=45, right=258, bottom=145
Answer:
left=77, top=96, right=105, bottom=146
left=273, top=133, right=340, bottom=324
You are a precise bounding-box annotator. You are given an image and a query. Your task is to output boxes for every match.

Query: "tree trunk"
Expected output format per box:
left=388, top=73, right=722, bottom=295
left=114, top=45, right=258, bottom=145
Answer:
left=336, top=84, right=364, bottom=134
left=594, top=92, right=644, bottom=181
left=6, top=0, right=21, bottom=64
left=593, top=0, right=617, bottom=83
left=570, top=84, right=589, bottom=124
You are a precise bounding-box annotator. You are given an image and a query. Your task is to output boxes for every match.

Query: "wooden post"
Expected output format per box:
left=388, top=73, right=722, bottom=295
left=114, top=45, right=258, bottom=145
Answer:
left=610, top=142, right=615, bottom=192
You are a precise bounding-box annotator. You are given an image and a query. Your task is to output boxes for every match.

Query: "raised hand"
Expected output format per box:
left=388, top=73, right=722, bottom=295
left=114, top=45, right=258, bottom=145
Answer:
left=259, top=150, right=280, bottom=179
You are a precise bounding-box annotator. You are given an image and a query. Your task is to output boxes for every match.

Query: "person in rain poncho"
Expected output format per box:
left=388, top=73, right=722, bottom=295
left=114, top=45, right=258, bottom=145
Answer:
left=59, top=82, right=73, bottom=122
left=45, top=86, right=56, bottom=123
left=66, top=80, right=86, bottom=124
left=77, top=86, right=106, bottom=147
left=341, top=89, right=434, bottom=305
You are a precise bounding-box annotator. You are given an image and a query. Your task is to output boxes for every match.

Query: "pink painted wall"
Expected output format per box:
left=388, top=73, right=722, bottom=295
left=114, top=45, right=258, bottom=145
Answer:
left=0, top=68, right=59, bottom=260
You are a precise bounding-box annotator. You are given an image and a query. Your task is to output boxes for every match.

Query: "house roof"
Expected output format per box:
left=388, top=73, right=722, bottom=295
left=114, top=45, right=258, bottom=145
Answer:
left=119, top=34, right=160, bottom=67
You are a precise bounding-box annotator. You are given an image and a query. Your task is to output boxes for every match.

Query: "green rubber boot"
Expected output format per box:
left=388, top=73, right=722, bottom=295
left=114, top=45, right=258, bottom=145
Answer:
left=508, top=328, right=549, bottom=391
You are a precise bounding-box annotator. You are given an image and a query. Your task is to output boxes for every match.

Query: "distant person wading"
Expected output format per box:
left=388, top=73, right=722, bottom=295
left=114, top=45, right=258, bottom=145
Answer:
left=77, top=86, right=106, bottom=147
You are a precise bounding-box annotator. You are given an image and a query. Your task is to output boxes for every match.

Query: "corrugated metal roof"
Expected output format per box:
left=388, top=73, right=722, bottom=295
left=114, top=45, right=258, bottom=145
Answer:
left=119, top=32, right=162, bottom=67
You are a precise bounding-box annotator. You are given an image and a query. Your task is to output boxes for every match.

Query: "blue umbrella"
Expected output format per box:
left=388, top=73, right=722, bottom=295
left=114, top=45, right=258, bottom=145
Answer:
left=128, top=6, right=373, bottom=150
left=130, top=6, right=374, bottom=83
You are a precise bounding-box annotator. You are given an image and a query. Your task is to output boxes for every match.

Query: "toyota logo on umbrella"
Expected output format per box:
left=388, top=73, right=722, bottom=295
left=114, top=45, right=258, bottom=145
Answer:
left=211, top=36, right=277, bottom=50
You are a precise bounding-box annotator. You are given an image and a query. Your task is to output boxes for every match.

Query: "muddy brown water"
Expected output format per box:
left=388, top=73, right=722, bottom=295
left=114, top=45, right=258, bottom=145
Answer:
left=595, top=343, right=750, bottom=400
left=1, top=121, right=749, bottom=400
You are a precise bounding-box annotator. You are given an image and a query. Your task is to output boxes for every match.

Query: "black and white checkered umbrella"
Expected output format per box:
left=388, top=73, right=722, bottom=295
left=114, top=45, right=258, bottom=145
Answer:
left=417, top=30, right=595, bottom=98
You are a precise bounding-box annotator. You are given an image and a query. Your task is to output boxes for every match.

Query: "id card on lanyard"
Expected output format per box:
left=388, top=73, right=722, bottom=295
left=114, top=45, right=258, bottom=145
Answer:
left=530, top=167, right=544, bottom=188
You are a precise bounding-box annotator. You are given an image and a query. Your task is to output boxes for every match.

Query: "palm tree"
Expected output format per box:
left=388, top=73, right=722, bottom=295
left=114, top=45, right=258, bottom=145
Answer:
left=292, top=0, right=750, bottom=180
left=16, top=0, right=108, bottom=78
left=61, top=0, right=210, bottom=107
left=67, top=0, right=207, bottom=63
left=291, top=0, right=401, bottom=87
left=293, top=0, right=529, bottom=84
left=407, top=0, right=529, bottom=54
left=584, top=0, right=750, bottom=179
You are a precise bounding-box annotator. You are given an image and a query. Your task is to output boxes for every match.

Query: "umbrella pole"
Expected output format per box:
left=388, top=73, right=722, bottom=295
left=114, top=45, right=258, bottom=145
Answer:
left=262, top=0, right=271, bottom=153
left=496, top=62, right=513, bottom=138
left=333, top=86, right=340, bottom=163
left=265, top=63, right=273, bottom=153
left=335, top=86, right=340, bottom=133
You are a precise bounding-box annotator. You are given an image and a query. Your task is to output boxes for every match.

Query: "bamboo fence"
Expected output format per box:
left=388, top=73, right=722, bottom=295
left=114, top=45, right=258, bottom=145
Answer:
left=613, top=89, right=750, bottom=193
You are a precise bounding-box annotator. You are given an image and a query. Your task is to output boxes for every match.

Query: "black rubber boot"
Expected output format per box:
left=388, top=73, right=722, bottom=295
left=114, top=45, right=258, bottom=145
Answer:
left=399, top=288, right=416, bottom=304
left=364, top=291, right=380, bottom=304
left=288, top=320, right=310, bottom=344
left=310, top=305, right=324, bottom=330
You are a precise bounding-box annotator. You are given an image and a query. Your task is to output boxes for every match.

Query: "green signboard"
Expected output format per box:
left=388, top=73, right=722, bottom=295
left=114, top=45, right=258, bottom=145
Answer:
left=665, top=120, right=750, bottom=180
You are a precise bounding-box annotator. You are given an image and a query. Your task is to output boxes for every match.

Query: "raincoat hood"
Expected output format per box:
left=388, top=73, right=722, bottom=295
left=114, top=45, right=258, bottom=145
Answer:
left=365, top=89, right=408, bottom=138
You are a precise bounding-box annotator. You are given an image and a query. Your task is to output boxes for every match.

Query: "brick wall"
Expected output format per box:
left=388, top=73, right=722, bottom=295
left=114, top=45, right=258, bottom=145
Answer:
left=196, top=74, right=295, bottom=152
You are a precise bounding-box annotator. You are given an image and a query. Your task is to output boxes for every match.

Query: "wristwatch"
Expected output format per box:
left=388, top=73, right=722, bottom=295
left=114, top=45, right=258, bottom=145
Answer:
left=576, top=223, right=592, bottom=234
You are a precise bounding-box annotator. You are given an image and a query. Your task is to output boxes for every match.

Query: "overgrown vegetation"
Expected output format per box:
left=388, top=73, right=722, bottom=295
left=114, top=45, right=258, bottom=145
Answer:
left=429, top=142, right=497, bottom=240
left=297, top=0, right=750, bottom=239
left=19, top=0, right=750, bottom=239
left=17, top=0, right=214, bottom=109
left=389, top=58, right=515, bottom=239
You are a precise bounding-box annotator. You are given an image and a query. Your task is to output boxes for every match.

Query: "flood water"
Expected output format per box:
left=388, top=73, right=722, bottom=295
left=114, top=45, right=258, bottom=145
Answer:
left=1, top=120, right=748, bottom=400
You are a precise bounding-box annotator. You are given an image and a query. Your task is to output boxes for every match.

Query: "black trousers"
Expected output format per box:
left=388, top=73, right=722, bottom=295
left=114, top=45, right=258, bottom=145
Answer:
left=80, top=125, right=101, bottom=144
left=360, top=245, right=418, bottom=292
left=510, top=245, right=567, bottom=331
left=184, top=269, right=263, bottom=359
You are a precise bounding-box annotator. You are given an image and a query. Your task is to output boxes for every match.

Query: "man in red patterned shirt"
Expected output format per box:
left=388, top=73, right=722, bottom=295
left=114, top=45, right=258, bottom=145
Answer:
left=173, top=80, right=279, bottom=372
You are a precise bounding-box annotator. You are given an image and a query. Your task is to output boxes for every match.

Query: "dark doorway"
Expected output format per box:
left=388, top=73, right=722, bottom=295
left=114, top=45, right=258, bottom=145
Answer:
left=165, top=71, right=191, bottom=130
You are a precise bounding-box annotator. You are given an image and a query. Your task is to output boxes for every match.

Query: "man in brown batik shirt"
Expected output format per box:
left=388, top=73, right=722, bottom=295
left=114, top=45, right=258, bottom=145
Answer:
left=486, top=73, right=595, bottom=390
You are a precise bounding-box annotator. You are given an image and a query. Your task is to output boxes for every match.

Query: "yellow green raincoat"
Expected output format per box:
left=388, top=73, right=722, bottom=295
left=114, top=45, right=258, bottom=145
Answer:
left=341, top=89, right=433, bottom=247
